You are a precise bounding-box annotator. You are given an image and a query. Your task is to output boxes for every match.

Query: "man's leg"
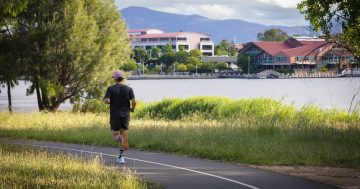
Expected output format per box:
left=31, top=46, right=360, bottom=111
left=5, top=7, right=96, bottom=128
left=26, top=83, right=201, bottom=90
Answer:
left=112, top=130, right=122, bottom=147
left=120, top=129, right=129, bottom=150
left=112, top=130, right=125, bottom=160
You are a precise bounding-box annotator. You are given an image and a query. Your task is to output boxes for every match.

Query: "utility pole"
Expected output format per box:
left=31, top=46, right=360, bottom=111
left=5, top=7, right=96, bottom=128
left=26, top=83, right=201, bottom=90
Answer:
left=247, top=56, right=250, bottom=74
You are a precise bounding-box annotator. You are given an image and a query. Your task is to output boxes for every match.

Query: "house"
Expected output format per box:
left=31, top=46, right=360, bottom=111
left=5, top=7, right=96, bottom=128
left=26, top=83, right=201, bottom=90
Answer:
left=128, top=29, right=215, bottom=56
left=239, top=36, right=357, bottom=70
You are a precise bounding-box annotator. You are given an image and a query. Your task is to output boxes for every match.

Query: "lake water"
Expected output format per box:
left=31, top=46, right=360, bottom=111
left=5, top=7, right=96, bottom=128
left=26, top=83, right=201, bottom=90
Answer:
left=1, top=78, right=360, bottom=112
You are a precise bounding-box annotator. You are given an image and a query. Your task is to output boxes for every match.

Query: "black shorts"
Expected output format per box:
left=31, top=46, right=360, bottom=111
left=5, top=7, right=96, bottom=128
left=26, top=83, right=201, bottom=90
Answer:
left=110, top=117, right=130, bottom=131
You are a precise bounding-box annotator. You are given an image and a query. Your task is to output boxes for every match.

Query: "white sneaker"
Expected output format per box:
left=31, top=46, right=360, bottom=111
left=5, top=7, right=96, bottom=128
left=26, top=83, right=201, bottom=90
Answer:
left=116, top=157, right=125, bottom=164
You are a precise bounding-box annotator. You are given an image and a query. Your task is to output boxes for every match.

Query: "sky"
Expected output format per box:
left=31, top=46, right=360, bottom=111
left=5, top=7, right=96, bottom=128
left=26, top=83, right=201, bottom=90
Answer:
left=115, top=0, right=309, bottom=26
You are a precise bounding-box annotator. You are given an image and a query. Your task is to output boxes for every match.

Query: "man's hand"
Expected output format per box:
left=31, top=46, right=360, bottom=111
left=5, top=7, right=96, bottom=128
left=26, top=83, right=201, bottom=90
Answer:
left=130, top=99, right=136, bottom=112
left=103, top=98, right=110, bottom=104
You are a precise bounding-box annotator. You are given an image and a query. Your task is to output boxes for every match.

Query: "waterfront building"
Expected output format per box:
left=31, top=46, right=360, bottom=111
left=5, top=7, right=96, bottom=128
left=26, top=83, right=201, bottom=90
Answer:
left=239, top=36, right=357, bottom=70
left=128, top=29, right=214, bottom=56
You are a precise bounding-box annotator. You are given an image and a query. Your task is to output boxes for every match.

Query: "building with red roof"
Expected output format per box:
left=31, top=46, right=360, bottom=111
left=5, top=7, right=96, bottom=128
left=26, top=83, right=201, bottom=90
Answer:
left=128, top=29, right=214, bottom=56
left=240, top=37, right=357, bottom=70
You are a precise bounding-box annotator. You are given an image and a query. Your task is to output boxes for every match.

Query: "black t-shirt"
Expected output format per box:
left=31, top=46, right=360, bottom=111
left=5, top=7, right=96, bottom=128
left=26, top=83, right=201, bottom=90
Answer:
left=104, top=84, right=135, bottom=118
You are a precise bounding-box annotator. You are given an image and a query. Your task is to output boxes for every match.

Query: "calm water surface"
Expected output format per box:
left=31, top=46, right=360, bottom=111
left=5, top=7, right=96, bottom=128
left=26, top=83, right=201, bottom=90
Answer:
left=1, top=78, right=359, bottom=112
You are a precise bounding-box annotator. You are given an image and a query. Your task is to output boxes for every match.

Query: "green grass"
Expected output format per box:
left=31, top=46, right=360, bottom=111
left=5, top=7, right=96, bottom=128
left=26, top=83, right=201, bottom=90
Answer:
left=1, top=97, right=359, bottom=168
left=0, top=143, right=157, bottom=189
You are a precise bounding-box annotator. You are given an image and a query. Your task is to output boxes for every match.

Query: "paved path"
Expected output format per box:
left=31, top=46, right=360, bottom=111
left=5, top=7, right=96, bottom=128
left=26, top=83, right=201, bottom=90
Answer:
left=5, top=140, right=339, bottom=189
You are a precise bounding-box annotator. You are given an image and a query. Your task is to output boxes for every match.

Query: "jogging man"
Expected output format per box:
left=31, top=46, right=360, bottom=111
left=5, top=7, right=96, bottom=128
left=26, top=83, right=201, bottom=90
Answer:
left=103, top=70, right=136, bottom=164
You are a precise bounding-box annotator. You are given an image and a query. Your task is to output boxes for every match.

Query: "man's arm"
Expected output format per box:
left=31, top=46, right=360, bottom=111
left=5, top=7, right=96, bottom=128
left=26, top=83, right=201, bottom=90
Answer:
left=103, top=87, right=111, bottom=104
left=130, top=99, right=136, bottom=112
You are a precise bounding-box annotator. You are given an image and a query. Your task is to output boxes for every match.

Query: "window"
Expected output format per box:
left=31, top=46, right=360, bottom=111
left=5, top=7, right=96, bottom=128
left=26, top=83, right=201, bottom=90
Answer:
left=176, top=37, right=187, bottom=41
left=202, top=52, right=213, bottom=56
left=296, top=56, right=314, bottom=62
left=148, top=38, right=158, bottom=42
left=202, top=45, right=213, bottom=50
left=200, top=37, right=210, bottom=41
left=178, top=45, right=189, bottom=50
left=276, top=56, right=288, bottom=62
left=263, top=53, right=273, bottom=64
left=160, top=38, right=169, bottom=42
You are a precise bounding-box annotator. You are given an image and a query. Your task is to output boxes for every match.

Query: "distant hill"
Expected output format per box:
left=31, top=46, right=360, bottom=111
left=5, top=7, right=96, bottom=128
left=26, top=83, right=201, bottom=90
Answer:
left=121, top=6, right=310, bottom=44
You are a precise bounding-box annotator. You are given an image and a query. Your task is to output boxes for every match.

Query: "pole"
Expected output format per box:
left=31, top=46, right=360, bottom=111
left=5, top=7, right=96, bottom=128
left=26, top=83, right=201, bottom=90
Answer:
left=196, top=63, right=198, bottom=76
left=160, top=62, right=163, bottom=74
left=247, top=56, right=250, bottom=74
left=142, top=60, right=144, bottom=75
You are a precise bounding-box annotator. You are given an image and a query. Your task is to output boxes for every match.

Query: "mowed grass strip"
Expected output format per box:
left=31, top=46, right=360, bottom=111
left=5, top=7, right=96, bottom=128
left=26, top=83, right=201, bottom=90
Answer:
left=0, top=97, right=359, bottom=168
left=0, top=144, right=158, bottom=189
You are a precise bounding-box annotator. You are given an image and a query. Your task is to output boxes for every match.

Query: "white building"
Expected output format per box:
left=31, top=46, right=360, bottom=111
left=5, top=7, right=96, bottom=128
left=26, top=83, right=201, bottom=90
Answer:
left=128, top=29, right=214, bottom=56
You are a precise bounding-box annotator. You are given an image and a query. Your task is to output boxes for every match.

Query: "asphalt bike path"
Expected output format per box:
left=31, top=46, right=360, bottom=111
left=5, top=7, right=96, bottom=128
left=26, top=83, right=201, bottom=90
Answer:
left=5, top=140, right=339, bottom=189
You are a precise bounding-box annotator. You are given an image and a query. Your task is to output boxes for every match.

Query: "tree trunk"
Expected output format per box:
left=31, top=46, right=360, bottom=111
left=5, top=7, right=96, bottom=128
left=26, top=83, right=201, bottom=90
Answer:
left=34, top=78, right=43, bottom=111
left=6, top=81, right=12, bottom=112
left=41, top=88, right=49, bottom=109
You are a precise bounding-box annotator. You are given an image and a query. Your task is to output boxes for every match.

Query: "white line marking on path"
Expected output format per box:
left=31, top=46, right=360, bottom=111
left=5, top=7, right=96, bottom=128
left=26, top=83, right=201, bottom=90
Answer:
left=26, top=143, right=260, bottom=189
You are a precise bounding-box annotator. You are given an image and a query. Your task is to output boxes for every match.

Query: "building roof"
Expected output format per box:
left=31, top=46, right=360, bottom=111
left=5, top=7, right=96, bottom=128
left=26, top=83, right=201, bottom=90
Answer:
left=252, top=41, right=292, bottom=56
left=279, top=41, right=329, bottom=57
left=133, top=31, right=211, bottom=39
left=134, top=32, right=183, bottom=39
left=248, top=38, right=331, bottom=57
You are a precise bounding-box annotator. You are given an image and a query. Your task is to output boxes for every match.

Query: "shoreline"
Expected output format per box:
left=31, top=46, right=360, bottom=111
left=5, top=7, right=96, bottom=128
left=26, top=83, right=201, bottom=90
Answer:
left=127, top=74, right=360, bottom=80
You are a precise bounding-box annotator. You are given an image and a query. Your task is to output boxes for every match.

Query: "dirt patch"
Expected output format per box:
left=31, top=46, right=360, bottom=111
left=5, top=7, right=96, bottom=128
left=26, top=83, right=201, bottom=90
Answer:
left=252, top=165, right=360, bottom=189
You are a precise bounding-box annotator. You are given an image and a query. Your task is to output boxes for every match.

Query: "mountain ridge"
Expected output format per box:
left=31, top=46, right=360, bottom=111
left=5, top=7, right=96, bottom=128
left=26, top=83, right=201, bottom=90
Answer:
left=121, top=6, right=310, bottom=43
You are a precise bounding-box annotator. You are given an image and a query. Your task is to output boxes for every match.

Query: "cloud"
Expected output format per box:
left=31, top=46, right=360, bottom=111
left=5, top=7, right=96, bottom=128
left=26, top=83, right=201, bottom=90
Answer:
left=161, top=4, right=235, bottom=19
left=115, top=0, right=308, bottom=26
left=256, top=0, right=302, bottom=8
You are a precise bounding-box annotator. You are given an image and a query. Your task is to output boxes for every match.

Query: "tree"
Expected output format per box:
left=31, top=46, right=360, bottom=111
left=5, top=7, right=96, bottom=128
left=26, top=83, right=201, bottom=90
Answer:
left=175, top=50, right=189, bottom=64
left=0, top=36, right=21, bottom=112
left=120, top=60, right=138, bottom=72
left=198, top=62, right=214, bottom=73
left=13, top=0, right=131, bottom=111
left=237, top=54, right=261, bottom=74
left=0, top=0, right=28, bottom=24
left=215, top=62, right=228, bottom=71
left=158, top=44, right=175, bottom=70
left=0, top=0, right=29, bottom=112
left=163, top=43, right=174, bottom=53
left=257, top=28, right=289, bottom=41
left=133, top=48, right=149, bottom=63
left=186, top=56, right=201, bottom=73
left=237, top=54, right=249, bottom=73
left=215, top=40, right=237, bottom=56
left=189, top=49, right=202, bottom=57
left=150, top=47, right=161, bottom=59
left=298, top=0, right=360, bottom=59
left=177, top=64, right=188, bottom=72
